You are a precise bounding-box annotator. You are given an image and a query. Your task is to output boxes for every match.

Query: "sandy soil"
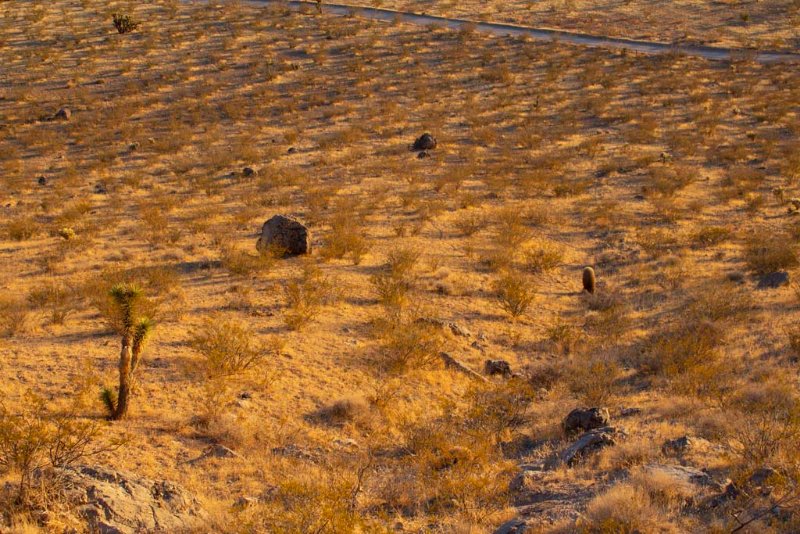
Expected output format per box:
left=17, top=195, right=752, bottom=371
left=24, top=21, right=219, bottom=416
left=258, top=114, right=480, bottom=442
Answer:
left=1, top=0, right=800, bottom=532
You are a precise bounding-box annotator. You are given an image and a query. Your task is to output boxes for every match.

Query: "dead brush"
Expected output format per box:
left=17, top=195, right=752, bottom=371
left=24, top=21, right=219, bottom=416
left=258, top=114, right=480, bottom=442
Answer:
left=0, top=296, right=29, bottom=337
left=639, top=321, right=722, bottom=378
left=219, top=244, right=276, bottom=277
left=6, top=215, right=39, bottom=241
left=372, top=317, right=445, bottom=374
left=284, top=261, right=338, bottom=330
left=190, top=315, right=268, bottom=377
left=744, top=229, right=798, bottom=274
left=730, top=382, right=800, bottom=467
left=370, top=247, right=421, bottom=313
left=0, top=395, right=123, bottom=503
left=322, top=212, right=371, bottom=265
left=494, top=270, right=535, bottom=320
left=27, top=279, right=78, bottom=325
left=523, top=240, right=564, bottom=273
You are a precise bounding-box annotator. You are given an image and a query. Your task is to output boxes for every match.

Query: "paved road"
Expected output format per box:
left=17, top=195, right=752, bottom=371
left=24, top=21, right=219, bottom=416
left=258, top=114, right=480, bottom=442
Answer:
left=257, top=0, right=800, bottom=63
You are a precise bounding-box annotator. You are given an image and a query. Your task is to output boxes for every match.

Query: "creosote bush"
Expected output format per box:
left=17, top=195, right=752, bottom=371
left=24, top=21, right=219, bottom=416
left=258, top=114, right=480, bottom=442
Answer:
left=370, top=247, right=420, bottom=314
left=744, top=231, right=798, bottom=274
left=190, top=315, right=266, bottom=377
left=0, top=396, right=123, bottom=502
left=284, top=261, right=338, bottom=330
left=494, top=270, right=535, bottom=319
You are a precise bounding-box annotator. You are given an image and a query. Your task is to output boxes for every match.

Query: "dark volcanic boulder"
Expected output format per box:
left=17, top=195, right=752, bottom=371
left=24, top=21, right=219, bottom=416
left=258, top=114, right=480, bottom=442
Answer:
left=256, top=215, right=310, bottom=257
left=484, top=359, right=512, bottom=377
left=53, top=107, right=71, bottom=120
left=563, top=407, right=610, bottom=435
left=411, top=133, right=437, bottom=151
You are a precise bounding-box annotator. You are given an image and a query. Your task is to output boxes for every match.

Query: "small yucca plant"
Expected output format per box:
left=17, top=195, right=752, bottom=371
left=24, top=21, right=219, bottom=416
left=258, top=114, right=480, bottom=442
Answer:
left=105, top=284, right=154, bottom=420
left=112, top=13, right=140, bottom=34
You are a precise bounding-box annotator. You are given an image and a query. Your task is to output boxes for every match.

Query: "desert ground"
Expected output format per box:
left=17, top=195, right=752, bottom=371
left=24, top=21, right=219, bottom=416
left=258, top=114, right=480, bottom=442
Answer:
left=1, top=0, right=800, bottom=532
left=365, top=0, right=800, bottom=50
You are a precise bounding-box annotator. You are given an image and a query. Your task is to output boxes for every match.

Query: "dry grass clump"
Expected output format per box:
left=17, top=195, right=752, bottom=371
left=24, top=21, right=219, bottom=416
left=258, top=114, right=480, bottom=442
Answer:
left=494, top=270, right=535, bottom=319
left=284, top=261, right=338, bottom=330
left=579, top=483, right=674, bottom=533
left=27, top=279, right=78, bottom=325
left=4, top=0, right=800, bottom=531
left=0, top=296, right=29, bottom=338
left=743, top=230, right=798, bottom=274
left=0, top=396, right=122, bottom=503
left=313, top=395, right=371, bottom=427
left=370, top=246, right=421, bottom=313
left=190, top=316, right=266, bottom=377
left=373, top=317, right=446, bottom=374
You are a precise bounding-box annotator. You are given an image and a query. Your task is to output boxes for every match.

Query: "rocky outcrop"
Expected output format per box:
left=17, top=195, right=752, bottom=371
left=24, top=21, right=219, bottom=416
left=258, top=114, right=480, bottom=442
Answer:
left=47, top=464, right=207, bottom=533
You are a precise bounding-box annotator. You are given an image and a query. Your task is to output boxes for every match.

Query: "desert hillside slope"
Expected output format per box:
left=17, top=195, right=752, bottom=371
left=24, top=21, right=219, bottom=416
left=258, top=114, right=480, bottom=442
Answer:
left=349, top=0, right=800, bottom=50
left=1, top=1, right=800, bottom=532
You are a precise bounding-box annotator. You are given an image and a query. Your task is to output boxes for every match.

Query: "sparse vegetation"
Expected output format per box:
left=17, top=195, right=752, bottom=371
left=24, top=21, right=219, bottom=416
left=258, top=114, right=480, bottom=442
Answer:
left=3, top=0, right=800, bottom=531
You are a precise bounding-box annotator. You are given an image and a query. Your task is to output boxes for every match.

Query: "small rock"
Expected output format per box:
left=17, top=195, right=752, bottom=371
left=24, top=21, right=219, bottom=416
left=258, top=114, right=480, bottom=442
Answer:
left=53, top=107, right=71, bottom=121
left=757, top=271, right=789, bottom=289
left=662, top=436, right=695, bottom=456
left=493, top=518, right=532, bottom=534
left=233, top=496, right=259, bottom=508
left=37, top=176, right=47, bottom=186
left=643, top=464, right=727, bottom=492
left=411, top=133, right=437, bottom=151
left=238, top=391, right=252, bottom=400
left=726, top=271, right=746, bottom=283
left=509, top=470, right=537, bottom=493
left=748, top=467, right=779, bottom=488
left=242, top=167, right=256, bottom=178
left=484, top=359, right=512, bottom=377
left=287, top=147, right=297, bottom=154
left=560, top=426, right=622, bottom=466
left=188, top=444, right=240, bottom=464
left=94, top=183, right=108, bottom=194
left=256, top=215, right=311, bottom=257
left=333, top=438, right=359, bottom=449
left=129, top=142, right=139, bottom=151
left=563, top=407, right=610, bottom=435
left=619, top=407, right=642, bottom=417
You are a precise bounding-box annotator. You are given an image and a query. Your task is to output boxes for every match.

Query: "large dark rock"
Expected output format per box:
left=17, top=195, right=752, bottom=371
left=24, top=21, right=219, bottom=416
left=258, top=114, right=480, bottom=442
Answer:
left=411, top=133, right=437, bottom=151
left=563, top=407, right=610, bottom=435
left=256, top=215, right=310, bottom=256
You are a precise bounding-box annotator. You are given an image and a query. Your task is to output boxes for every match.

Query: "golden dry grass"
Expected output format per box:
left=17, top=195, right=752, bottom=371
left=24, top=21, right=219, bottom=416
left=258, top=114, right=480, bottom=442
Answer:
left=364, top=0, right=800, bottom=50
left=1, top=0, right=800, bottom=532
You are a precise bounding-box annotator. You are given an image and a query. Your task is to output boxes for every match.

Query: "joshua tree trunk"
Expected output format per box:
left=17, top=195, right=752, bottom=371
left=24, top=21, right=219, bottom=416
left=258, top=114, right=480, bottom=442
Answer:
left=112, top=335, right=133, bottom=420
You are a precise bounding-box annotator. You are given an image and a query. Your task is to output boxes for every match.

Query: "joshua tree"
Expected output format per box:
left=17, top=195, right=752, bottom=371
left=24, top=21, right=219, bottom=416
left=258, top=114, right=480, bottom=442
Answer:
left=104, top=284, right=154, bottom=420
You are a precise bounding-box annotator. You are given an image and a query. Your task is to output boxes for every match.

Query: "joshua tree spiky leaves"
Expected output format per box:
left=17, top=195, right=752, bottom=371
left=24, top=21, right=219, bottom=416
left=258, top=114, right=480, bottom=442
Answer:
left=106, top=284, right=154, bottom=420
